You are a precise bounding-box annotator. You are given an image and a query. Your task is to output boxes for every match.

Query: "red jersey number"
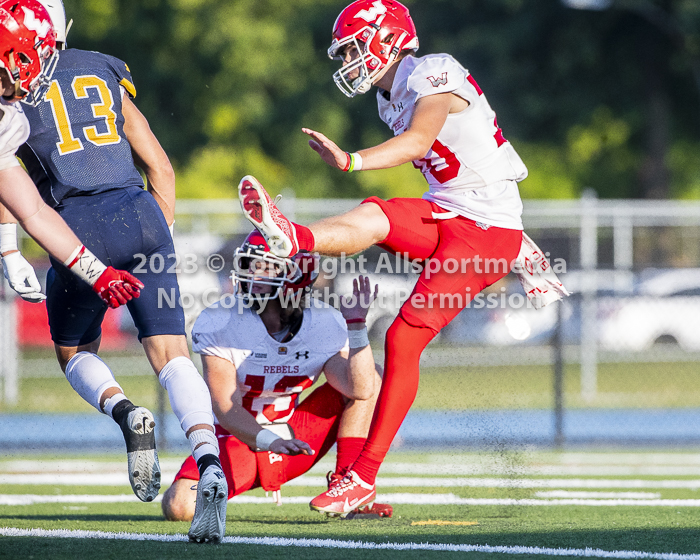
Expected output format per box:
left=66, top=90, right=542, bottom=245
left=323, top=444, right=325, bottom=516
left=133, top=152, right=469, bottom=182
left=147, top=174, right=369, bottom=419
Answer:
left=414, top=139, right=461, bottom=184
left=241, top=374, right=314, bottom=422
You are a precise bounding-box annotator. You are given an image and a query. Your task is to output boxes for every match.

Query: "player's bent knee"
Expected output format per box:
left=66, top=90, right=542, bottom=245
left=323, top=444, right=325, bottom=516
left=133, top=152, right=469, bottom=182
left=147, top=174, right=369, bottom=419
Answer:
left=354, top=200, right=391, bottom=243
left=161, top=479, right=196, bottom=522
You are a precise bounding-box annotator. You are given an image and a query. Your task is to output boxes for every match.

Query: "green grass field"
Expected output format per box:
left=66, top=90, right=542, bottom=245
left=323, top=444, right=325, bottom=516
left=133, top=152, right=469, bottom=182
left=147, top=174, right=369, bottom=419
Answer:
left=4, top=352, right=700, bottom=413
left=3, top=451, right=700, bottom=559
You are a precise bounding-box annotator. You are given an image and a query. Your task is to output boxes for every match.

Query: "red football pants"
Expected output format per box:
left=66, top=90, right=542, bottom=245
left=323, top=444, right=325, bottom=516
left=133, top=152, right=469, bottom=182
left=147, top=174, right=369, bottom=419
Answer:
left=174, top=383, right=346, bottom=497
left=352, top=197, right=522, bottom=484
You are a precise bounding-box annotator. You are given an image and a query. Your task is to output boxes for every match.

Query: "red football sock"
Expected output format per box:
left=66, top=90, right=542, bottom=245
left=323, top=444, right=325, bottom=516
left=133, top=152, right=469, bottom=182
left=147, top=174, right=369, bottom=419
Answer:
left=293, top=222, right=315, bottom=252
left=335, top=437, right=366, bottom=477
left=351, top=316, right=437, bottom=485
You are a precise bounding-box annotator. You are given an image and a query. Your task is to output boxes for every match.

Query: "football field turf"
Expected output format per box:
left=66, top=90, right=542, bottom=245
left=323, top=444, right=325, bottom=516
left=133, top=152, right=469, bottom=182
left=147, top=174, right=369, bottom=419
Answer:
left=3, top=451, right=700, bottom=559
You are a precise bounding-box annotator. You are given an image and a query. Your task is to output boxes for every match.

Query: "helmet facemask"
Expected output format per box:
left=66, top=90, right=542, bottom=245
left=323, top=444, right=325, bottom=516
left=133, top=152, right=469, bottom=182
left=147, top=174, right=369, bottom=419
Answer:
left=329, top=32, right=383, bottom=98
left=20, top=41, right=58, bottom=105
left=232, top=246, right=301, bottom=303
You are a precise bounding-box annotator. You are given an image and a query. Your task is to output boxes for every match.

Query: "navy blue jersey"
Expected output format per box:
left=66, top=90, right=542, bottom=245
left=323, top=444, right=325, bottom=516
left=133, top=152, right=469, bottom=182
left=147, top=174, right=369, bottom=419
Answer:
left=18, top=49, right=144, bottom=207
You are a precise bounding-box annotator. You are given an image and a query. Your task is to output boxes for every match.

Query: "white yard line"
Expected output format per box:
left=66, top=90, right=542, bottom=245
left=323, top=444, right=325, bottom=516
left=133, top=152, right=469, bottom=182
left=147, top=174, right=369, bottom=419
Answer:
left=4, top=473, right=700, bottom=489
left=534, top=491, right=662, bottom=499
left=2, top=493, right=700, bottom=507
left=1, top=527, right=698, bottom=560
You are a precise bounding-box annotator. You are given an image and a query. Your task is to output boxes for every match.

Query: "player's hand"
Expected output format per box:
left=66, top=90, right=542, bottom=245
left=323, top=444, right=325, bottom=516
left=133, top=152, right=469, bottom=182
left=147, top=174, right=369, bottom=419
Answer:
left=1, top=251, right=46, bottom=303
left=340, top=274, right=378, bottom=323
left=302, top=128, right=349, bottom=170
left=269, top=437, right=315, bottom=456
left=92, top=267, right=144, bottom=309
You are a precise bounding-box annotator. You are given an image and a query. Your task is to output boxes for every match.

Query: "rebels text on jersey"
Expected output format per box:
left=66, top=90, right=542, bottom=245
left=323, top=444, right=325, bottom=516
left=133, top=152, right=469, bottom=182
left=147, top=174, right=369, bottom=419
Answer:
left=18, top=49, right=144, bottom=207
left=191, top=299, right=349, bottom=424
left=377, top=54, right=528, bottom=230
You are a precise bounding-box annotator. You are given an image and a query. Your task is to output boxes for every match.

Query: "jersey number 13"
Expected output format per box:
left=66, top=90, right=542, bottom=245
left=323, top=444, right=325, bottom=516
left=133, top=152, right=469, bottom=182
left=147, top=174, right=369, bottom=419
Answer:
left=45, top=76, right=120, bottom=156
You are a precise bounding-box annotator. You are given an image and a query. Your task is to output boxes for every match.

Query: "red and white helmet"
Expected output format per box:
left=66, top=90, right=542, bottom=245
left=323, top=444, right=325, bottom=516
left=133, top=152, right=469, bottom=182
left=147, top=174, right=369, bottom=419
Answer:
left=328, top=0, right=418, bottom=97
left=0, top=0, right=57, bottom=105
left=232, top=231, right=320, bottom=301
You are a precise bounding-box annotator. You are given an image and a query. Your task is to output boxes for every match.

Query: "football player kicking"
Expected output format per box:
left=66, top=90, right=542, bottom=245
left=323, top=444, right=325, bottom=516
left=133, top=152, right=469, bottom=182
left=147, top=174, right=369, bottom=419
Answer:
left=236, top=0, right=564, bottom=516
left=0, top=0, right=141, bottom=309
left=1, top=0, right=227, bottom=542
left=162, top=232, right=392, bottom=520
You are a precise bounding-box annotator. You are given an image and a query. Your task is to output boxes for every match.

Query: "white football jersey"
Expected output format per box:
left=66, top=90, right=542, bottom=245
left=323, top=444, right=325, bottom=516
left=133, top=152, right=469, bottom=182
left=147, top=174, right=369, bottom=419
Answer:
left=377, top=54, right=527, bottom=230
left=0, top=99, right=29, bottom=171
left=192, top=297, right=349, bottom=424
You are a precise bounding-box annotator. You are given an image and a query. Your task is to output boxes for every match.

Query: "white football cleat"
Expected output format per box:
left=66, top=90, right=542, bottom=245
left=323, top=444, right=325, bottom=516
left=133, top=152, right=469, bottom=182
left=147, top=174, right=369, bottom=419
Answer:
left=238, top=175, right=299, bottom=258
left=188, top=465, right=228, bottom=543
left=118, top=406, right=161, bottom=503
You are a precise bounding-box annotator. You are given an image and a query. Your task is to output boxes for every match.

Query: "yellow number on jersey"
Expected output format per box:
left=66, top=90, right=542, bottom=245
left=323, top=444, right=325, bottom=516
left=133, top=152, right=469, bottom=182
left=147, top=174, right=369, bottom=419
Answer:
left=45, top=75, right=121, bottom=155
left=72, top=76, right=120, bottom=146
left=45, top=80, right=83, bottom=155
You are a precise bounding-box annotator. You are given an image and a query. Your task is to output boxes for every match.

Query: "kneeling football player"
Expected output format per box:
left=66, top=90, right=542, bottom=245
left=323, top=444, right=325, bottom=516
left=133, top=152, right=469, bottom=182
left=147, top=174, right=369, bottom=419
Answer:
left=162, top=232, right=391, bottom=519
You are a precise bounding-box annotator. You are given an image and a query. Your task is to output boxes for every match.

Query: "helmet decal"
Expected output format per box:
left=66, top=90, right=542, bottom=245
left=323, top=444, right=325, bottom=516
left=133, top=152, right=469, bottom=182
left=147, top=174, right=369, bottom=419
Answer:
left=355, top=0, right=387, bottom=23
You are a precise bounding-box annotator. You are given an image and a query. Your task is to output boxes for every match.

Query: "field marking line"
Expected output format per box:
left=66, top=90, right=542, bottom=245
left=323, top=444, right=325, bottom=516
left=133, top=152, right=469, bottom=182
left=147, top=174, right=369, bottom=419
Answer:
left=5, top=473, right=700, bottom=489
left=8, top=459, right=700, bottom=477
left=3, top=493, right=700, bottom=507
left=534, top=492, right=662, bottom=499
left=1, top=527, right=699, bottom=560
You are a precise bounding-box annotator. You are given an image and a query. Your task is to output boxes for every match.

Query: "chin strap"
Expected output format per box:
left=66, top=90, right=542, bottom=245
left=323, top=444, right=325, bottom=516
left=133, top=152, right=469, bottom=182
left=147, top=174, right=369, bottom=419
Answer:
left=6, top=52, right=24, bottom=101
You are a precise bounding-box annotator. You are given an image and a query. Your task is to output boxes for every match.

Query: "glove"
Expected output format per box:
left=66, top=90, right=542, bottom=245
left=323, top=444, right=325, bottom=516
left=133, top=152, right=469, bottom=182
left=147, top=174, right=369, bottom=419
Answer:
left=1, top=251, right=46, bottom=303
left=92, top=267, right=144, bottom=309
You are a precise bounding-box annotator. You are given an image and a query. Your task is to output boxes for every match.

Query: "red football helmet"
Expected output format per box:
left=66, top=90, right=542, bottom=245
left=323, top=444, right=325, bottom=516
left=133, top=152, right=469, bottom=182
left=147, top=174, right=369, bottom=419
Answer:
left=232, top=231, right=320, bottom=300
left=0, top=0, right=57, bottom=105
left=329, top=0, right=418, bottom=97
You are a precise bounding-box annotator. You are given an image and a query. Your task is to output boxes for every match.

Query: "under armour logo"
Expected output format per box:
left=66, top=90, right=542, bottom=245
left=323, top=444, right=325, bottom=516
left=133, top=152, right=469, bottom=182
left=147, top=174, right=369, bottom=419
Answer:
left=427, top=72, right=448, bottom=87
left=295, top=351, right=309, bottom=360
left=355, top=0, right=387, bottom=22
left=22, top=7, right=51, bottom=39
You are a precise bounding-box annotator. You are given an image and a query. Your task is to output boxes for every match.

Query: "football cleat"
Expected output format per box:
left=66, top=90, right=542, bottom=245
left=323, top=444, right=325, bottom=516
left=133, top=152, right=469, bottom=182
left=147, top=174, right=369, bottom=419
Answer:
left=309, top=470, right=376, bottom=518
left=345, top=502, right=394, bottom=520
left=188, top=464, right=228, bottom=543
left=238, top=175, right=299, bottom=258
left=117, top=406, right=161, bottom=503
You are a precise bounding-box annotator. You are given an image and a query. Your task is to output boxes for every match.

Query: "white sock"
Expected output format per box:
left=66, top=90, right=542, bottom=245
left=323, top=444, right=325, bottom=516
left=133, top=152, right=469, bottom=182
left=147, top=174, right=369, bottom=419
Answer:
left=158, top=356, right=215, bottom=432
left=102, top=393, right=128, bottom=419
left=190, top=429, right=220, bottom=460
left=64, top=352, right=122, bottom=413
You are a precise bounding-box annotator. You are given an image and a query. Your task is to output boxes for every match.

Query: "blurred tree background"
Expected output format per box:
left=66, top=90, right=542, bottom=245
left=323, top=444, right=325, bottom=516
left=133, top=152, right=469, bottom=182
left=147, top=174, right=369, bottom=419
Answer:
left=62, top=0, right=700, bottom=200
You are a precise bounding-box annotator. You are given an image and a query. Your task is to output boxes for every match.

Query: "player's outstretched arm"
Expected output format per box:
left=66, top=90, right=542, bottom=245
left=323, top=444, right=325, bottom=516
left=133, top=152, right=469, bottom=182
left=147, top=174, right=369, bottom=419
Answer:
left=201, top=354, right=314, bottom=456
left=122, top=96, right=176, bottom=227
left=324, top=275, right=378, bottom=402
left=0, top=167, right=143, bottom=308
left=302, top=92, right=455, bottom=172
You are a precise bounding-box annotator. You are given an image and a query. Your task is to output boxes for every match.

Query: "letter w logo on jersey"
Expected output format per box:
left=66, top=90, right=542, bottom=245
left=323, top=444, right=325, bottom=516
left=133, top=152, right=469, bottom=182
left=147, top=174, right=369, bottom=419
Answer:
left=355, top=0, right=387, bottom=22
left=22, top=7, right=51, bottom=39
left=427, top=72, right=448, bottom=88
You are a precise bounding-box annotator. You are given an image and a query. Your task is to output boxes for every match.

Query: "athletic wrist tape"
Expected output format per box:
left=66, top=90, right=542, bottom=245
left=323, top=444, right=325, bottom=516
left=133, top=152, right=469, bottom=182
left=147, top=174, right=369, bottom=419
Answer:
left=348, top=326, right=370, bottom=349
left=256, top=428, right=282, bottom=451
left=64, top=245, right=107, bottom=287
left=0, top=223, right=18, bottom=253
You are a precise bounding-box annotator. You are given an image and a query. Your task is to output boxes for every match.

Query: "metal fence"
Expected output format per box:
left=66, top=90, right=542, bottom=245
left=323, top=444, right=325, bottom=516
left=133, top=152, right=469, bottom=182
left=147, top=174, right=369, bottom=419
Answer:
left=2, top=192, right=700, bottom=448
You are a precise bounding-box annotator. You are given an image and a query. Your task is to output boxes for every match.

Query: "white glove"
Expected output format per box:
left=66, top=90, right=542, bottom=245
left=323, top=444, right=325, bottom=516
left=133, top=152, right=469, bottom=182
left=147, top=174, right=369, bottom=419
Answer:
left=2, top=251, right=46, bottom=303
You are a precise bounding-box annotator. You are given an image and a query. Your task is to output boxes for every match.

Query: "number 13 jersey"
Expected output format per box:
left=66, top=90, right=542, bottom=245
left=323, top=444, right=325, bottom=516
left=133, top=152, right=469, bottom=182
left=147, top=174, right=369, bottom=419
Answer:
left=191, top=298, right=349, bottom=425
left=18, top=49, right=144, bottom=207
left=377, top=53, right=527, bottom=230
